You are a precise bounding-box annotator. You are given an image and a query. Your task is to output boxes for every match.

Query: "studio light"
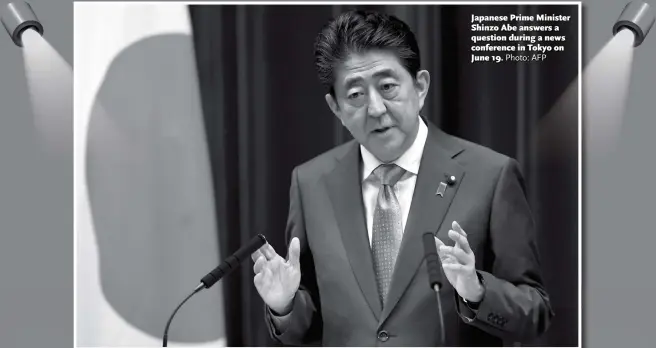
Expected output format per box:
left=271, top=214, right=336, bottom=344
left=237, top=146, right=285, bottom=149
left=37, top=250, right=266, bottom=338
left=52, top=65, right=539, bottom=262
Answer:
left=539, top=1, right=654, bottom=162
left=2, top=0, right=71, bottom=155
left=1, top=1, right=43, bottom=47
left=613, top=1, right=654, bottom=47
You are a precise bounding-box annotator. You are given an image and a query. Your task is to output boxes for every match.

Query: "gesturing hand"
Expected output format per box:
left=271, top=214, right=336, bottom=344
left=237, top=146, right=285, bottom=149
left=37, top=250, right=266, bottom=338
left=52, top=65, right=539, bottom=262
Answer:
left=434, top=221, right=485, bottom=302
left=251, top=237, right=301, bottom=315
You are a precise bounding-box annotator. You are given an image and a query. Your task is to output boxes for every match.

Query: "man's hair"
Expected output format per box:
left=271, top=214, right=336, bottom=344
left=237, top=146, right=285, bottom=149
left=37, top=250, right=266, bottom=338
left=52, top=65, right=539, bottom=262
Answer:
left=313, top=10, right=421, bottom=96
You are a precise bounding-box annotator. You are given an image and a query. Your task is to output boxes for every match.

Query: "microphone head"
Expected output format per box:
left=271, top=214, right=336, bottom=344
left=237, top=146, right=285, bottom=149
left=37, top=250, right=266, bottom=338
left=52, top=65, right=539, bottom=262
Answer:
left=422, top=232, right=443, bottom=290
left=200, top=234, right=268, bottom=288
left=241, top=234, right=268, bottom=258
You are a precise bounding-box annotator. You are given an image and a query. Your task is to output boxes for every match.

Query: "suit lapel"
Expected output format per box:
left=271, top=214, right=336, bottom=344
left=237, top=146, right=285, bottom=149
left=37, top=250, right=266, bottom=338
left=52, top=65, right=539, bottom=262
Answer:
left=379, top=123, right=466, bottom=325
left=325, top=142, right=383, bottom=320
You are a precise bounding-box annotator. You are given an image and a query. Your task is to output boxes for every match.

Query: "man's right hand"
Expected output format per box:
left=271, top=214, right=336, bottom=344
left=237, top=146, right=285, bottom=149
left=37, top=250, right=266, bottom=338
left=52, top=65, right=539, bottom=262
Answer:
left=251, top=237, right=301, bottom=315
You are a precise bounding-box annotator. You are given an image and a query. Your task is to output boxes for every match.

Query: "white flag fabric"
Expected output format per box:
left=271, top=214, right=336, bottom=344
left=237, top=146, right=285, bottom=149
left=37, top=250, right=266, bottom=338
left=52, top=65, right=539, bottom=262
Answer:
left=75, top=3, right=226, bottom=347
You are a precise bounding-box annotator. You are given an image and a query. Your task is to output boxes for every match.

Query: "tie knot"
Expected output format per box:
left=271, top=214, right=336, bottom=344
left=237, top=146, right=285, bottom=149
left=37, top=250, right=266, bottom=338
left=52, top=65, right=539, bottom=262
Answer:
left=372, top=164, right=406, bottom=186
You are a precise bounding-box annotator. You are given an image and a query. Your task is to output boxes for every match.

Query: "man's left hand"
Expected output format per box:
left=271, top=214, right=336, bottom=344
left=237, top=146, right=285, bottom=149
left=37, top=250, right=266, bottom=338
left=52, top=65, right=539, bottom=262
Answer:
left=434, top=221, right=485, bottom=302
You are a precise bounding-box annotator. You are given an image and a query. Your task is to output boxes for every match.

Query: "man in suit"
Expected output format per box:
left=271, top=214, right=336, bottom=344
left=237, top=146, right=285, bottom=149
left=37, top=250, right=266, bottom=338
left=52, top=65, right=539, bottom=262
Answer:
left=250, top=10, right=554, bottom=346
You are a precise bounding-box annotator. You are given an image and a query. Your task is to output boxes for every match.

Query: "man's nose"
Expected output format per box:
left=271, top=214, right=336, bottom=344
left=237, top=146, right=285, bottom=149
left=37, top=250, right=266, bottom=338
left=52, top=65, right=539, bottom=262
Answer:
left=367, top=91, right=386, bottom=118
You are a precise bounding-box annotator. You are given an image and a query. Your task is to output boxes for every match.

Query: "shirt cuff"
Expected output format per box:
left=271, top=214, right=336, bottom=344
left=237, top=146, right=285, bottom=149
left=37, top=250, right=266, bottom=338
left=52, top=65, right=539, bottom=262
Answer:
left=268, top=307, right=292, bottom=334
left=456, top=271, right=486, bottom=322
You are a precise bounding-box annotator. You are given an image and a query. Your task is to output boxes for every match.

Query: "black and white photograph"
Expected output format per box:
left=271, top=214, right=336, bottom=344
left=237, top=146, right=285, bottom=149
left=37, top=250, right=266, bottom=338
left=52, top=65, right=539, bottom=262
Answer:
left=75, top=2, right=580, bottom=347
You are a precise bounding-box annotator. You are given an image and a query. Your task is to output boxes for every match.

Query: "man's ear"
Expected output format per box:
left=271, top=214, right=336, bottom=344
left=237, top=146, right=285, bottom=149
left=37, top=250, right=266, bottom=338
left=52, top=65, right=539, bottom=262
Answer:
left=325, top=93, right=343, bottom=124
left=415, top=70, right=431, bottom=110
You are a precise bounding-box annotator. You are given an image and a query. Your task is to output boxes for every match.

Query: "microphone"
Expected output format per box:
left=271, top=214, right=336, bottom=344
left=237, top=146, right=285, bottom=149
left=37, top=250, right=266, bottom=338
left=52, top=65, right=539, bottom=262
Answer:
left=200, top=234, right=267, bottom=289
left=162, top=234, right=268, bottom=347
left=423, top=232, right=443, bottom=291
left=423, top=232, right=445, bottom=346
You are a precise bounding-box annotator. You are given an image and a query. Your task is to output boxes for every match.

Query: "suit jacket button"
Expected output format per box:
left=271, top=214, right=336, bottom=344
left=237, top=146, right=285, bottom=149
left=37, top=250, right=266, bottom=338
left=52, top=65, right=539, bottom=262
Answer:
left=377, top=330, right=389, bottom=342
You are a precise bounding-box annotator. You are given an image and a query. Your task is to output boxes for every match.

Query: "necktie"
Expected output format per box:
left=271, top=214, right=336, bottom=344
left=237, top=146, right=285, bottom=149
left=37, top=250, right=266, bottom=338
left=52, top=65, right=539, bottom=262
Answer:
left=371, top=163, right=406, bottom=306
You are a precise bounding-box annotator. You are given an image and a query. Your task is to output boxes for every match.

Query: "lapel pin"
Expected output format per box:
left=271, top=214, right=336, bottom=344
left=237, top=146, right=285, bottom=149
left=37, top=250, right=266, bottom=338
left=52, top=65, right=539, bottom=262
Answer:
left=436, top=182, right=447, bottom=197
left=446, top=175, right=457, bottom=186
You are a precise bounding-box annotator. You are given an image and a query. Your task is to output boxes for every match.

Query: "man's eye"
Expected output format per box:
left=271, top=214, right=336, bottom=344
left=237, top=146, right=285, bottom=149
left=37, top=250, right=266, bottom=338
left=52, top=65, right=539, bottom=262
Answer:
left=381, top=83, right=398, bottom=92
left=348, top=92, right=363, bottom=99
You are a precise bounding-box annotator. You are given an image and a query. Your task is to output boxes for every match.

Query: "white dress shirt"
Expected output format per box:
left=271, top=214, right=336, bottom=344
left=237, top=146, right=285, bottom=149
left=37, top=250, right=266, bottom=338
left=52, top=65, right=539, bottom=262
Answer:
left=360, top=116, right=428, bottom=247
left=270, top=116, right=428, bottom=329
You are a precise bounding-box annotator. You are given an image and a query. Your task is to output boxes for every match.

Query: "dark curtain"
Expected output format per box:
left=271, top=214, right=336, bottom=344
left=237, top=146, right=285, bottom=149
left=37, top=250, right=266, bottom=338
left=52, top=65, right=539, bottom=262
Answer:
left=189, top=4, right=578, bottom=346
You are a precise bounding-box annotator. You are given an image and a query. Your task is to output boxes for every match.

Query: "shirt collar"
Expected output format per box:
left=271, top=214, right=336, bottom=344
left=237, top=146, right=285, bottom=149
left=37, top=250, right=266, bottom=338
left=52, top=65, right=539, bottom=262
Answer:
left=361, top=116, right=428, bottom=182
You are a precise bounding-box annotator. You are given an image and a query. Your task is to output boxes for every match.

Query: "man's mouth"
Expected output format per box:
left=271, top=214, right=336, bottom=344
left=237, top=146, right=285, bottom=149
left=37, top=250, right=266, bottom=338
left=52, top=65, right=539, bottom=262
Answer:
left=372, top=126, right=393, bottom=134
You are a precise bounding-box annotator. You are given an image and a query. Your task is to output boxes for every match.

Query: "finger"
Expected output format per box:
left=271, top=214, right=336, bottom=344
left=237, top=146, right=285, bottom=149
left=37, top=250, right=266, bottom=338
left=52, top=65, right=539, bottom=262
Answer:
left=442, top=263, right=467, bottom=273
left=434, top=236, right=446, bottom=248
left=451, top=231, right=462, bottom=250
left=263, top=265, right=273, bottom=284
left=439, top=245, right=470, bottom=265
left=448, top=230, right=473, bottom=254
left=287, top=237, right=301, bottom=269
left=261, top=243, right=278, bottom=260
left=434, top=237, right=451, bottom=262
left=254, top=271, right=263, bottom=287
left=253, top=255, right=267, bottom=274
left=251, top=250, right=264, bottom=263
left=452, top=221, right=467, bottom=237
left=254, top=268, right=267, bottom=289
left=440, top=254, right=457, bottom=265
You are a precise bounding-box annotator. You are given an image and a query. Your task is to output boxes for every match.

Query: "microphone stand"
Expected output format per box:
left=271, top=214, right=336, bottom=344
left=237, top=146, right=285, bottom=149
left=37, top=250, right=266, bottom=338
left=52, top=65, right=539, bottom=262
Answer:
left=162, top=283, right=204, bottom=347
left=161, top=234, right=267, bottom=346
left=432, top=284, right=445, bottom=346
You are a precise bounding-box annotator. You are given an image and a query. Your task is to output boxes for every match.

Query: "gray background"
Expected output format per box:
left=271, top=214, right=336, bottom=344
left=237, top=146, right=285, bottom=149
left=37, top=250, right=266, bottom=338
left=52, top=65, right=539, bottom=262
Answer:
left=0, top=0, right=72, bottom=347
left=581, top=0, right=656, bottom=347
left=0, top=0, right=653, bottom=347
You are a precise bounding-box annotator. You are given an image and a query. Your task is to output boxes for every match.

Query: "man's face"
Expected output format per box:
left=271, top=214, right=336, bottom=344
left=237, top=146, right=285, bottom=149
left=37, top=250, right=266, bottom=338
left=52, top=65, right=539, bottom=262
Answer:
left=326, top=49, right=430, bottom=163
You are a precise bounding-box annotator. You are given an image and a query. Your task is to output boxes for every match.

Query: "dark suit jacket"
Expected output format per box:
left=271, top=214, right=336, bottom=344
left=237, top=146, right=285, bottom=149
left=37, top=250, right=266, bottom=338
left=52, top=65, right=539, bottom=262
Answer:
left=265, top=121, right=554, bottom=346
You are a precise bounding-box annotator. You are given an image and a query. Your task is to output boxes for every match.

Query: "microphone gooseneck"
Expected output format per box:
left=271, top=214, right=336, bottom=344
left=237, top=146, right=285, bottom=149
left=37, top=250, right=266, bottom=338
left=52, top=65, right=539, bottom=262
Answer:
left=433, top=284, right=445, bottom=346
left=422, top=232, right=443, bottom=290
left=423, top=231, right=446, bottom=347
left=162, top=234, right=268, bottom=346
left=162, top=283, right=204, bottom=347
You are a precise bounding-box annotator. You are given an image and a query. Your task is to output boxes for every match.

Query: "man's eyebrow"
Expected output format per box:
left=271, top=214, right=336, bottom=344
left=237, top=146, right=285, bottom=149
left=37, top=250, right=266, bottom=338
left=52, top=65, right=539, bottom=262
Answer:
left=344, top=76, right=363, bottom=89
left=343, top=68, right=398, bottom=88
left=372, top=68, right=397, bottom=79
